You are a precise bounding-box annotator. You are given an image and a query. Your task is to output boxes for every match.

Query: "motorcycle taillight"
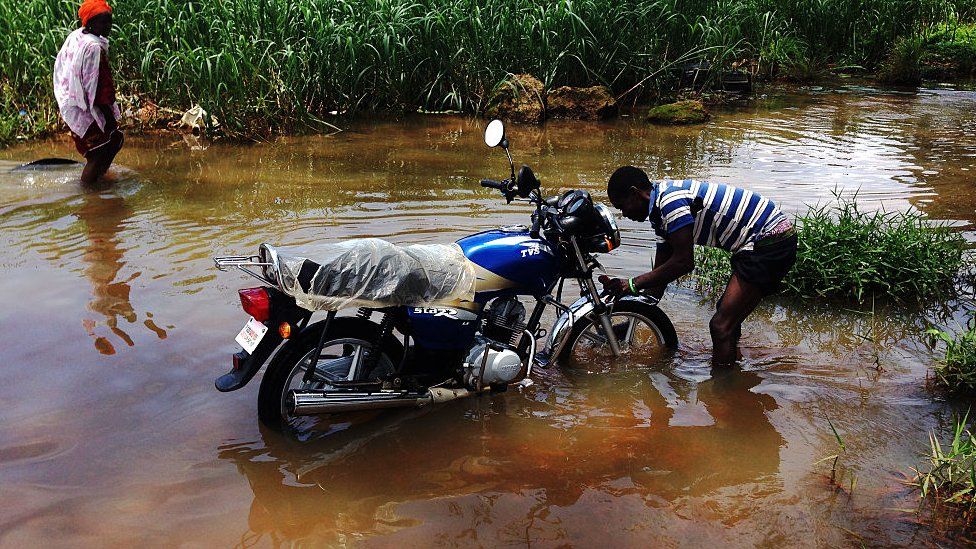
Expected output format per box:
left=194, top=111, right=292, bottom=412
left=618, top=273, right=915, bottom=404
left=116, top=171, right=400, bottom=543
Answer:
left=239, top=287, right=271, bottom=322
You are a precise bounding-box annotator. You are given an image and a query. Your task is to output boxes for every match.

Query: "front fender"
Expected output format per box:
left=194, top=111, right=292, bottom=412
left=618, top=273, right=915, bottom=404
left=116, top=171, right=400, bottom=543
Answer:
left=542, top=294, right=660, bottom=358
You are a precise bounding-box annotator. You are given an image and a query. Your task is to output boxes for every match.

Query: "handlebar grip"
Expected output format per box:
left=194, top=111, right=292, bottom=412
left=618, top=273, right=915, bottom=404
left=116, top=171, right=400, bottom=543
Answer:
left=480, top=179, right=504, bottom=190
left=530, top=214, right=542, bottom=238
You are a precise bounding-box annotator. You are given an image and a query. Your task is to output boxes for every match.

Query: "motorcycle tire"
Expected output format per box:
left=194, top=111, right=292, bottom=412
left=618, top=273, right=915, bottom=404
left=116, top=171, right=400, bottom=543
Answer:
left=257, top=316, right=404, bottom=432
left=557, top=299, right=678, bottom=363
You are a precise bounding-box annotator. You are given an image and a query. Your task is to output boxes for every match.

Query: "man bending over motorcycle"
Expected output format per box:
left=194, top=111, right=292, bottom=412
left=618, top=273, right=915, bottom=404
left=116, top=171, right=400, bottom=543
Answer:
left=602, top=166, right=797, bottom=366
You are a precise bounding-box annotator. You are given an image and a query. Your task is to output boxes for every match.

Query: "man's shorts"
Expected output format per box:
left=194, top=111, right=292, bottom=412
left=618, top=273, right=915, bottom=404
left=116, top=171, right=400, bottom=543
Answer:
left=72, top=122, right=124, bottom=158
left=730, top=230, right=798, bottom=296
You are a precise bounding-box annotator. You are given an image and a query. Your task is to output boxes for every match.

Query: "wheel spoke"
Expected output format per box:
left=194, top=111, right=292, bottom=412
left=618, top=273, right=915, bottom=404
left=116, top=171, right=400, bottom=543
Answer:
left=623, top=317, right=638, bottom=345
left=580, top=330, right=607, bottom=345
left=347, top=345, right=364, bottom=380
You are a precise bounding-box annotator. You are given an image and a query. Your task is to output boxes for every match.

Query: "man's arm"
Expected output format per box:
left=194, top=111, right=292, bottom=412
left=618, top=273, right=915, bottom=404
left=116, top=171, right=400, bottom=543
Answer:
left=601, top=225, right=695, bottom=297
left=645, top=241, right=673, bottom=298
left=633, top=225, right=695, bottom=289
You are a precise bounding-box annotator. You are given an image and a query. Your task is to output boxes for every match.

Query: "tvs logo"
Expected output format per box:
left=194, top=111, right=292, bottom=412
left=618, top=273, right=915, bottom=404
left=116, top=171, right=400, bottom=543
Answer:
left=520, top=243, right=541, bottom=258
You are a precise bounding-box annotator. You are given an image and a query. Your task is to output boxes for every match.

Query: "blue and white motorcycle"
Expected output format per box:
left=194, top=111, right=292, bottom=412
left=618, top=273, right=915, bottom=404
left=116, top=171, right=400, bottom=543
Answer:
left=214, top=119, right=678, bottom=431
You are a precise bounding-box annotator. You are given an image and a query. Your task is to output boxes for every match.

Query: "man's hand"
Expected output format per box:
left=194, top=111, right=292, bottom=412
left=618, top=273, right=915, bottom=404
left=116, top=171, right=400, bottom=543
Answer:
left=598, top=275, right=631, bottom=299
left=98, top=104, right=117, bottom=134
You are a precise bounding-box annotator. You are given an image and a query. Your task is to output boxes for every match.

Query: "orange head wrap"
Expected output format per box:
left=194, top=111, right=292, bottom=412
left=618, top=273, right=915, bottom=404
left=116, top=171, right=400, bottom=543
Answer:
left=78, top=0, right=112, bottom=27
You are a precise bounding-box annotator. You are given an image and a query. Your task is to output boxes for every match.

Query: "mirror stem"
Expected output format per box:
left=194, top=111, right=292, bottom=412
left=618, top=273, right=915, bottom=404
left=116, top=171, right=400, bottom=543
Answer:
left=503, top=145, right=515, bottom=183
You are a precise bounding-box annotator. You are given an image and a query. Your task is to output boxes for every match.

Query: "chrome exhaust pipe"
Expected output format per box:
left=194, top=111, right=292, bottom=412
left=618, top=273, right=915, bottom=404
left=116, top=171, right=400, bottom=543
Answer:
left=288, top=387, right=475, bottom=415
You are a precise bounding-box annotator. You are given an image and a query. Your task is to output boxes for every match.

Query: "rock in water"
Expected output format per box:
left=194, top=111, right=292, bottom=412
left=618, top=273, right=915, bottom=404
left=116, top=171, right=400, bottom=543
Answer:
left=646, top=100, right=711, bottom=125
left=485, top=74, right=546, bottom=124
left=546, top=86, right=618, bottom=120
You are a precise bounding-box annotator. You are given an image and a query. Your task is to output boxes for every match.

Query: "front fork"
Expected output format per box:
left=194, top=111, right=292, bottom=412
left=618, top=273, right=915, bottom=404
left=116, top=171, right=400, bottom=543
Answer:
left=570, top=237, right=622, bottom=357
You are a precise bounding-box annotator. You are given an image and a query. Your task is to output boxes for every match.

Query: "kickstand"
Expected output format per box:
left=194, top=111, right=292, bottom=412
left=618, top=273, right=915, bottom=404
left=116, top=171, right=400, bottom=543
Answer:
left=302, top=310, right=336, bottom=383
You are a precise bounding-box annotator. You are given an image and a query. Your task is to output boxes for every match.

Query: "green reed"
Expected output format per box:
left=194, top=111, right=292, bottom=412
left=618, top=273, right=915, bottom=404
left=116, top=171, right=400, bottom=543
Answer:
left=1, top=0, right=972, bottom=139
left=928, top=326, right=976, bottom=394
left=913, top=412, right=975, bottom=529
left=691, top=196, right=967, bottom=303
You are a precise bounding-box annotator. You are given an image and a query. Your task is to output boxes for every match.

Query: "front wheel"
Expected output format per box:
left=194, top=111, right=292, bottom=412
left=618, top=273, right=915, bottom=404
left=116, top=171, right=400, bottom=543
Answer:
left=257, top=316, right=404, bottom=432
left=558, top=299, right=678, bottom=366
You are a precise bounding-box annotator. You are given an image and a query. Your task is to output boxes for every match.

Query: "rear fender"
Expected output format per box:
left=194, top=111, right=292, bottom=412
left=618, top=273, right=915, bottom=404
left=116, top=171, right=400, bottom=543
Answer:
left=214, top=288, right=311, bottom=392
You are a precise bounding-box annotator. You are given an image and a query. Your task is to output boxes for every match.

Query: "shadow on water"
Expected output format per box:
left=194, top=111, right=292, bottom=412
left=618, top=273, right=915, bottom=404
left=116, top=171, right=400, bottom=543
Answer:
left=218, top=368, right=782, bottom=545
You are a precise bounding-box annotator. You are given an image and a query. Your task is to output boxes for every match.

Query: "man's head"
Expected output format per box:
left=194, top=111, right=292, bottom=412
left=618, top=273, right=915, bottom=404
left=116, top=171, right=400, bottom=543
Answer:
left=607, top=165, right=653, bottom=222
left=79, top=0, right=113, bottom=36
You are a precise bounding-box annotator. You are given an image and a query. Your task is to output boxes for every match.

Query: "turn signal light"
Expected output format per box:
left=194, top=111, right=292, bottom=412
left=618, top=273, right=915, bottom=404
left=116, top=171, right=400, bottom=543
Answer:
left=239, top=287, right=271, bottom=322
left=278, top=322, right=292, bottom=339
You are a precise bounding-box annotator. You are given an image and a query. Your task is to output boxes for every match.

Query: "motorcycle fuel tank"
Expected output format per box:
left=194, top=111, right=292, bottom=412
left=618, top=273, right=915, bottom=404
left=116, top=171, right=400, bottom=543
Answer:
left=457, top=228, right=559, bottom=297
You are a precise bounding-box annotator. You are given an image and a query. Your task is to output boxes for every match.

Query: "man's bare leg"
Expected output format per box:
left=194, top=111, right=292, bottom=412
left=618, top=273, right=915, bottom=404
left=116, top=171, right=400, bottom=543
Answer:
left=710, top=273, right=764, bottom=366
left=80, top=132, right=123, bottom=186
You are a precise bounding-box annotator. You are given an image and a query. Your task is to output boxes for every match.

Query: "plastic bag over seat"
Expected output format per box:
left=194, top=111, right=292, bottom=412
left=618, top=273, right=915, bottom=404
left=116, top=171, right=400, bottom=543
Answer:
left=275, top=238, right=477, bottom=311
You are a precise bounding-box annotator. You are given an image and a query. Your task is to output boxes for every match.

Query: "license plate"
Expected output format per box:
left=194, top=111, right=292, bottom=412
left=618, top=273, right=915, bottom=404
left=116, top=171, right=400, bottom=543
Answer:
left=235, top=317, right=268, bottom=354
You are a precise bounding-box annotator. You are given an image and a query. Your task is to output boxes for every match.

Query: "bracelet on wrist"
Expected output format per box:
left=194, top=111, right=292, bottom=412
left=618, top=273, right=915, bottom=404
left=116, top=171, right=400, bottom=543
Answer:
left=628, top=277, right=637, bottom=294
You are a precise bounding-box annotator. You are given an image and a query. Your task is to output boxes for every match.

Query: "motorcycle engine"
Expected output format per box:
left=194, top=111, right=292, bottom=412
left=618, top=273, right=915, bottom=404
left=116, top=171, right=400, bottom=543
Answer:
left=462, top=297, right=527, bottom=388
left=462, top=337, right=523, bottom=387
left=482, top=296, right=526, bottom=346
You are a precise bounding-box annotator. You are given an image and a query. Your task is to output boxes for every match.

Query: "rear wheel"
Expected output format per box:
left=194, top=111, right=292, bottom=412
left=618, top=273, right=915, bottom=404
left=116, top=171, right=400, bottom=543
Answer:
left=558, top=300, right=677, bottom=366
left=257, top=317, right=403, bottom=432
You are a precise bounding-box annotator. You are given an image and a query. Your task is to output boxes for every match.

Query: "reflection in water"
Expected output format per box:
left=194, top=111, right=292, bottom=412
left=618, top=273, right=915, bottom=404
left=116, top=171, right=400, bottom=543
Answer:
left=220, top=369, right=781, bottom=545
left=73, top=184, right=168, bottom=354
left=77, top=190, right=138, bottom=354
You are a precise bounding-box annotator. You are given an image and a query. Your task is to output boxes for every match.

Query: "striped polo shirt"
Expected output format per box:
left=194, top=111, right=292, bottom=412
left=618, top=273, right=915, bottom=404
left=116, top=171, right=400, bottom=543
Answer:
left=649, top=179, right=787, bottom=253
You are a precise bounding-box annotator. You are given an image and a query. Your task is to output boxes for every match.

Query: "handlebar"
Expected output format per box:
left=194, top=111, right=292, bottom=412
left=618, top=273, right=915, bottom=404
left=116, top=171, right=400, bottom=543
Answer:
left=480, top=179, right=506, bottom=191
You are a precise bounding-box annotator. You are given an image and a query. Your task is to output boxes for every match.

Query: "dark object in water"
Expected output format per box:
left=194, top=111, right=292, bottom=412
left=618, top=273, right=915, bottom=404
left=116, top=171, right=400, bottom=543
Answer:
left=677, top=62, right=753, bottom=95
left=721, top=70, right=753, bottom=94
left=679, top=60, right=712, bottom=89
left=12, top=158, right=82, bottom=171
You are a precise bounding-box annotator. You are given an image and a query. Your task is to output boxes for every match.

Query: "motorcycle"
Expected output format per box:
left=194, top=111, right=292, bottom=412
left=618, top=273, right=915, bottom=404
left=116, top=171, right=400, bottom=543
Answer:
left=214, top=119, right=678, bottom=432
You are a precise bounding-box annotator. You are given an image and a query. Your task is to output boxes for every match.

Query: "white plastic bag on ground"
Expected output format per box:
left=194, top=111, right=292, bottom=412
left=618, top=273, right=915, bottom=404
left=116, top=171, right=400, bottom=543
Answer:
left=276, top=238, right=476, bottom=311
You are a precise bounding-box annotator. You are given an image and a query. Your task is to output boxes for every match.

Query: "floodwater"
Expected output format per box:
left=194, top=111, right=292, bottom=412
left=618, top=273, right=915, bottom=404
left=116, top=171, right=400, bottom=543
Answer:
left=1, top=84, right=975, bottom=547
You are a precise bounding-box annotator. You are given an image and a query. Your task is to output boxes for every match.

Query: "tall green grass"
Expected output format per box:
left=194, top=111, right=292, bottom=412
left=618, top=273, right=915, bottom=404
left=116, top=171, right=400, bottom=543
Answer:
left=691, top=197, right=967, bottom=303
left=1, top=0, right=972, bottom=139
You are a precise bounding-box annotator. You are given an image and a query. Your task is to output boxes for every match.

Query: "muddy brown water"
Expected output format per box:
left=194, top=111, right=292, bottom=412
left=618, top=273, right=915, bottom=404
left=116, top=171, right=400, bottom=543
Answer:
left=2, top=85, right=975, bottom=547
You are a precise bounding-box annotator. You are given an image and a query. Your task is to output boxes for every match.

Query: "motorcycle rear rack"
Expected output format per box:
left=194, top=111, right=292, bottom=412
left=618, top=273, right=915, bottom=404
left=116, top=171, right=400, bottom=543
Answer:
left=213, top=255, right=276, bottom=285
left=214, top=243, right=283, bottom=287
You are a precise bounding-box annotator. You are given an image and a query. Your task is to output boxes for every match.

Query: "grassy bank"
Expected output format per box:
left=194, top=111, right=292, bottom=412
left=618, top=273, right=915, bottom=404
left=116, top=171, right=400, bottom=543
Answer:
left=2, top=0, right=974, bottom=141
left=880, top=22, right=976, bottom=84
left=691, top=197, right=967, bottom=304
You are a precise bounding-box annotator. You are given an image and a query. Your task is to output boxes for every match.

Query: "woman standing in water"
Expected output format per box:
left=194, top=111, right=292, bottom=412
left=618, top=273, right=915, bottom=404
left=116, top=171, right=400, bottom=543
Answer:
left=53, top=0, right=123, bottom=186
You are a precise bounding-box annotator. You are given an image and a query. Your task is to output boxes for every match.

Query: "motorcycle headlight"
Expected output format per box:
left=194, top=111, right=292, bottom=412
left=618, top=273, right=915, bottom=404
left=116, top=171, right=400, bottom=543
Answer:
left=593, top=203, right=620, bottom=251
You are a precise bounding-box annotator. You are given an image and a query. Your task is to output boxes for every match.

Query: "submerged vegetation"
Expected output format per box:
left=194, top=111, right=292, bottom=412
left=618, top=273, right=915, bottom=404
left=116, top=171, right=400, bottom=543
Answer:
left=913, top=413, right=976, bottom=534
left=692, top=197, right=967, bottom=303
left=2, top=0, right=976, bottom=140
